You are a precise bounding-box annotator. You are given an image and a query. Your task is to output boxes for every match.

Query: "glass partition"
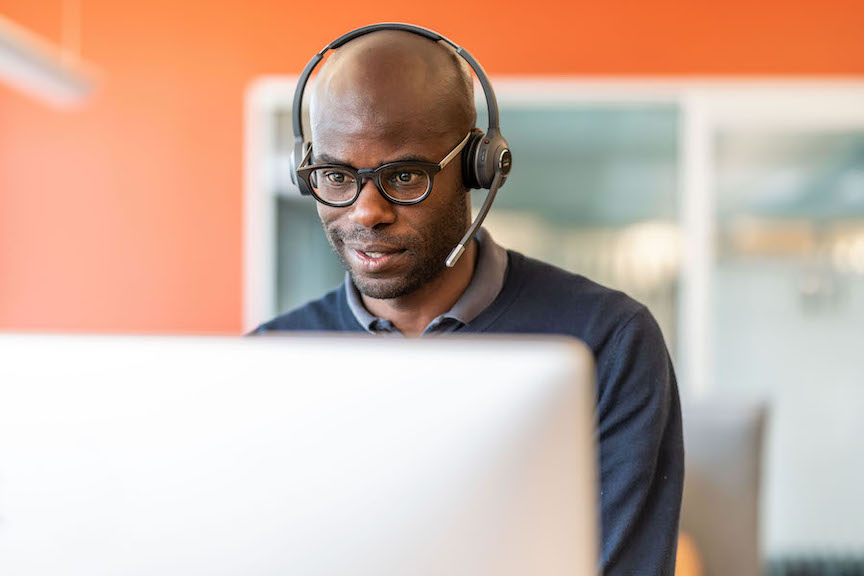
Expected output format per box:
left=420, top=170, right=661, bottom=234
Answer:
left=713, top=128, right=864, bottom=552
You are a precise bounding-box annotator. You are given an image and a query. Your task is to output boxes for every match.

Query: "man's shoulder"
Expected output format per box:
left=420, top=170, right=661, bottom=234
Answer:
left=515, top=251, right=638, bottom=303
left=251, top=284, right=359, bottom=334
left=495, top=250, right=646, bottom=334
left=501, top=249, right=674, bottom=402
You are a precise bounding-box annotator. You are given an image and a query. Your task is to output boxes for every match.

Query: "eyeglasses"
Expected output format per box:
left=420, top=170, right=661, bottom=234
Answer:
left=297, top=132, right=472, bottom=207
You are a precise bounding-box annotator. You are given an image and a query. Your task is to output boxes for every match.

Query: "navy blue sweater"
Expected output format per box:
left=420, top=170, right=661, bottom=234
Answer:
left=255, top=250, right=684, bottom=575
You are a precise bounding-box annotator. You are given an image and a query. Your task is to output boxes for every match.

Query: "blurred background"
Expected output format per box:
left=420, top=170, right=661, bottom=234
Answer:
left=1, top=1, right=863, bottom=575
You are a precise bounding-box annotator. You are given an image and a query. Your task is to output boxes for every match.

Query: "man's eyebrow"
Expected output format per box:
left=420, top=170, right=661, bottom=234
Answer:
left=313, top=153, right=434, bottom=166
left=313, top=153, right=349, bottom=165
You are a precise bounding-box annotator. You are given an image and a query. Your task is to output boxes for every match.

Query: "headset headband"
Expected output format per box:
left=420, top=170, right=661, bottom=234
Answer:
left=291, top=22, right=502, bottom=150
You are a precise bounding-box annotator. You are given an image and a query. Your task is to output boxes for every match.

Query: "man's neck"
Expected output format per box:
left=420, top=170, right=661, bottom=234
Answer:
left=360, top=240, right=478, bottom=337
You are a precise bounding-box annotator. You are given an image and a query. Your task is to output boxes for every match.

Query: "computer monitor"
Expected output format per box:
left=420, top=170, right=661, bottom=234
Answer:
left=0, top=334, right=598, bottom=576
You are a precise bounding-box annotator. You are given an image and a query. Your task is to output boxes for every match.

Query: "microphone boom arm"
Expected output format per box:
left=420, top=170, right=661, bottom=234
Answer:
left=445, top=171, right=504, bottom=268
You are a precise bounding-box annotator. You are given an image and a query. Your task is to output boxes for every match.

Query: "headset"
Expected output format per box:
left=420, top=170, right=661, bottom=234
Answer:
left=289, top=22, right=512, bottom=268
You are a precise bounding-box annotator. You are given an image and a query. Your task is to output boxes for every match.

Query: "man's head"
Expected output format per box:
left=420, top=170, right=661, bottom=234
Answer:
left=309, top=30, right=476, bottom=300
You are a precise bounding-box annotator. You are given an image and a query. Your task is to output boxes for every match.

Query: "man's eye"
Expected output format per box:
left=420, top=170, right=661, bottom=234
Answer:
left=391, top=171, right=423, bottom=185
left=324, top=171, right=348, bottom=185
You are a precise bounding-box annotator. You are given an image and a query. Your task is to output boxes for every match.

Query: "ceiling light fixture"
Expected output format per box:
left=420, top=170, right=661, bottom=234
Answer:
left=0, top=4, right=95, bottom=108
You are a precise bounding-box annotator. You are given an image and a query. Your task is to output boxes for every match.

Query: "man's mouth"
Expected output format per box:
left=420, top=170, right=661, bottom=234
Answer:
left=347, top=245, right=406, bottom=272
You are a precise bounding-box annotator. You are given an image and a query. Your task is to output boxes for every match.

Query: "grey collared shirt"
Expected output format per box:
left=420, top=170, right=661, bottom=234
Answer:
left=345, top=228, right=508, bottom=335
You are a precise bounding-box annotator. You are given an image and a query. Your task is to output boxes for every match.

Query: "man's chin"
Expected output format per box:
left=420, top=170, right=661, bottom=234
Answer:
left=350, top=272, right=419, bottom=300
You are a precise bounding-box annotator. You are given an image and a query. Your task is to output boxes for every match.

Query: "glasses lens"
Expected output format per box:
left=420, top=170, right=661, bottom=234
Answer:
left=380, top=166, right=431, bottom=202
left=310, top=168, right=357, bottom=204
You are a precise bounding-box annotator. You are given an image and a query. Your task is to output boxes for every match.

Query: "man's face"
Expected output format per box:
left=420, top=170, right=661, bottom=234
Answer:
left=313, top=122, right=470, bottom=300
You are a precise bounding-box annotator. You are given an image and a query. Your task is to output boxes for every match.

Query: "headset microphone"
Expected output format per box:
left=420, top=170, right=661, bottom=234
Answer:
left=290, top=22, right=512, bottom=268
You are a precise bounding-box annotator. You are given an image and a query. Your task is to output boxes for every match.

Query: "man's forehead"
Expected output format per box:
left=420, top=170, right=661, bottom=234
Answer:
left=312, top=93, right=443, bottom=138
left=312, top=69, right=449, bottom=129
left=312, top=119, right=453, bottom=166
left=310, top=81, right=456, bottom=159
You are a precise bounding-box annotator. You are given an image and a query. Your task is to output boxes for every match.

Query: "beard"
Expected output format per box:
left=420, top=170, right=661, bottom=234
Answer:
left=322, top=192, right=470, bottom=299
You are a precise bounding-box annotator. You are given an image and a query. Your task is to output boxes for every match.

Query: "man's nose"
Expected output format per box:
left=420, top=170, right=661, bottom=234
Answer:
left=348, top=177, right=396, bottom=228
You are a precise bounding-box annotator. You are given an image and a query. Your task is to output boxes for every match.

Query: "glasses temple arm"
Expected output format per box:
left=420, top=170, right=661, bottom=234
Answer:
left=298, top=144, right=313, bottom=168
left=438, top=132, right=472, bottom=169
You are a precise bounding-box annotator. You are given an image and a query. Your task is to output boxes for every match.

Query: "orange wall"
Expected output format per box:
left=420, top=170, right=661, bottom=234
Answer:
left=1, top=0, right=863, bottom=333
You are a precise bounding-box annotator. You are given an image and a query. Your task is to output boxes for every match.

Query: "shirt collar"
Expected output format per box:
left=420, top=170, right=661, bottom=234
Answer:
left=344, top=227, right=508, bottom=334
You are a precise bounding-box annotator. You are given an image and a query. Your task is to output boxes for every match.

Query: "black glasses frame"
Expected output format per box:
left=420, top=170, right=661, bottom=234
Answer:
left=296, top=132, right=471, bottom=208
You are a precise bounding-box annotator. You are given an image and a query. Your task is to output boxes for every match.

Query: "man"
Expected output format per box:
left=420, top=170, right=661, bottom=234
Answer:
left=255, top=29, right=683, bottom=575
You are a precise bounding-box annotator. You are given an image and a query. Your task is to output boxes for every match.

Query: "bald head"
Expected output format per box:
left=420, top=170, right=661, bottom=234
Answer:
left=309, top=30, right=476, bottom=144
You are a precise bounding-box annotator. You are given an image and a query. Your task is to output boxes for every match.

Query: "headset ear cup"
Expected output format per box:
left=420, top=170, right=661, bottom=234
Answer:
left=466, top=132, right=507, bottom=190
left=475, top=140, right=494, bottom=189
left=475, top=133, right=511, bottom=189
left=461, top=131, right=485, bottom=190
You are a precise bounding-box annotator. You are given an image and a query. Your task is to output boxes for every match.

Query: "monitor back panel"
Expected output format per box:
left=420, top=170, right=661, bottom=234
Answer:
left=0, top=334, right=597, bottom=576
